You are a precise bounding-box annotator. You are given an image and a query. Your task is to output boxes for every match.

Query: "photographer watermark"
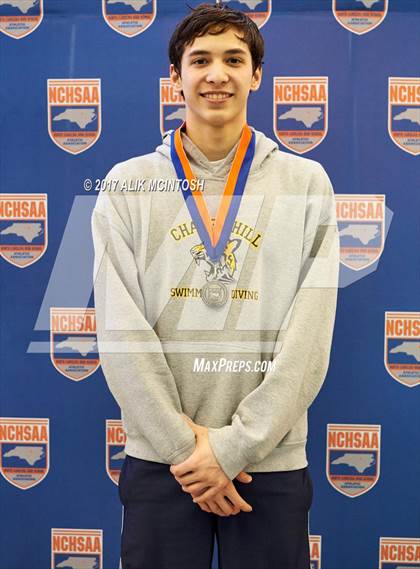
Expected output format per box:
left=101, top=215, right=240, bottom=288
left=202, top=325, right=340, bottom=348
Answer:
left=83, top=177, right=205, bottom=193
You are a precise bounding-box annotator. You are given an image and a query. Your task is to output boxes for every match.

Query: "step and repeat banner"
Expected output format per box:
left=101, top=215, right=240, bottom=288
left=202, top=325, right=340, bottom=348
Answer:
left=0, top=1, right=419, bottom=568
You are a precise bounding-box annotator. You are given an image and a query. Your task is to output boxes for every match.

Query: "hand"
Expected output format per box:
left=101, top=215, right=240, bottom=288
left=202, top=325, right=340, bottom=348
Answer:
left=195, top=472, right=254, bottom=517
left=170, top=414, right=228, bottom=496
left=170, top=414, right=253, bottom=516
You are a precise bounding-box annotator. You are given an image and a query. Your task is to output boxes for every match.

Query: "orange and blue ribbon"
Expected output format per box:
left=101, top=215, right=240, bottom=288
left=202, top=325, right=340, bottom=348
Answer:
left=170, top=122, right=255, bottom=262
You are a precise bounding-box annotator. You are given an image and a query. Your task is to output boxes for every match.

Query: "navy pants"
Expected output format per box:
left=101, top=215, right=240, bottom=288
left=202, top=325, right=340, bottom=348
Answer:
left=119, top=455, right=313, bottom=569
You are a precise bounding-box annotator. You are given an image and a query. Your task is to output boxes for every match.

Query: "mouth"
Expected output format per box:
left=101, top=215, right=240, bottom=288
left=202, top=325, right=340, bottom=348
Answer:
left=200, top=92, right=234, bottom=103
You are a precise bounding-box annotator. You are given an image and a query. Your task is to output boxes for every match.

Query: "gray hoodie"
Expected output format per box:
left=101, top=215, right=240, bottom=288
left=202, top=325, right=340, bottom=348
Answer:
left=91, top=126, right=339, bottom=480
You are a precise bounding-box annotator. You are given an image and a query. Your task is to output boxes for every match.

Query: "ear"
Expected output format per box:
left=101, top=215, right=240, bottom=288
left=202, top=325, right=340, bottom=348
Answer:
left=250, top=65, right=262, bottom=92
left=170, top=63, right=183, bottom=95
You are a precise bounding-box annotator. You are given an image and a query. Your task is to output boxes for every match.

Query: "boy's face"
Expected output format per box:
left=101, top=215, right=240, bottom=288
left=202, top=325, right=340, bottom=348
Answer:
left=170, top=26, right=262, bottom=129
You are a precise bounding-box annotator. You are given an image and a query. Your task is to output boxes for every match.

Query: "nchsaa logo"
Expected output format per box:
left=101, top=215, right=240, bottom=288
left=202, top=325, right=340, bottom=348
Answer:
left=0, top=0, right=43, bottom=39
left=160, top=78, right=185, bottom=137
left=0, top=194, right=47, bottom=268
left=234, top=0, right=271, bottom=29
left=388, top=78, right=420, bottom=156
left=106, top=419, right=126, bottom=485
left=50, top=308, right=100, bottom=381
left=47, top=79, right=101, bottom=154
left=384, top=312, right=420, bottom=388
left=326, top=424, right=381, bottom=497
left=332, top=0, right=388, bottom=35
left=336, top=194, right=385, bottom=270
left=379, top=537, right=420, bottom=569
left=273, top=77, right=328, bottom=154
left=51, top=528, right=103, bottom=569
left=102, top=0, right=156, bottom=37
left=186, top=0, right=270, bottom=29
left=0, top=417, right=49, bottom=490
left=310, top=535, right=322, bottom=569
left=309, top=535, right=321, bottom=569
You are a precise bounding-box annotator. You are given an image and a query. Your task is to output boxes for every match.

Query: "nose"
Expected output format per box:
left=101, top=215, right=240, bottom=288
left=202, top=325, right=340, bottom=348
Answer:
left=205, top=61, right=229, bottom=85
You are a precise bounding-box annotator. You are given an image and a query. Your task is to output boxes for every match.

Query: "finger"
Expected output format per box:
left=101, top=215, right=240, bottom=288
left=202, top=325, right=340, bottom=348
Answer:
left=182, top=415, right=203, bottom=435
left=193, top=485, right=222, bottom=503
left=170, top=458, right=197, bottom=477
left=196, top=501, right=211, bottom=514
left=171, top=463, right=195, bottom=477
left=235, top=471, right=253, bottom=483
left=215, top=495, right=235, bottom=516
left=175, top=472, right=198, bottom=485
left=181, top=482, right=208, bottom=496
left=224, top=496, right=240, bottom=515
left=203, top=502, right=213, bottom=513
left=207, top=499, right=228, bottom=517
left=182, top=413, right=193, bottom=423
left=225, top=488, right=253, bottom=512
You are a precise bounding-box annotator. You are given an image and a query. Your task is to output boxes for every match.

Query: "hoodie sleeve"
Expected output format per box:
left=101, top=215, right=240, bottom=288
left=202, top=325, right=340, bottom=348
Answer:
left=207, top=163, right=340, bottom=480
left=91, top=164, right=196, bottom=465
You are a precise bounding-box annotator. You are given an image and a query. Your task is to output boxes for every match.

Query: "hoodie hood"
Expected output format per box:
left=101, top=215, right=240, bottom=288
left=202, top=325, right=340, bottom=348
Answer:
left=156, top=126, right=279, bottom=180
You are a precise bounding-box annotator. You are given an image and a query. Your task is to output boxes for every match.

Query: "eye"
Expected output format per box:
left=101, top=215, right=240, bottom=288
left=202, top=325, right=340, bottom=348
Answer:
left=228, top=57, right=242, bottom=64
left=192, top=59, right=207, bottom=65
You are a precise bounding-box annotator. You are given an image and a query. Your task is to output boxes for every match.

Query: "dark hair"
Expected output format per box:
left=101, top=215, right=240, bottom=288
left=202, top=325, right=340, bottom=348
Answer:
left=168, top=3, right=265, bottom=76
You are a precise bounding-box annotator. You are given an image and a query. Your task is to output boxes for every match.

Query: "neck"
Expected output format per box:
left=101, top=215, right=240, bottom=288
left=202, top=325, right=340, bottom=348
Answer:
left=183, top=118, right=245, bottom=161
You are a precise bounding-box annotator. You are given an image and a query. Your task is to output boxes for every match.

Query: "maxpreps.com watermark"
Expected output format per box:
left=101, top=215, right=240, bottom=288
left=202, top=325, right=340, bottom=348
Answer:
left=193, top=358, right=276, bottom=373
left=83, top=177, right=205, bottom=192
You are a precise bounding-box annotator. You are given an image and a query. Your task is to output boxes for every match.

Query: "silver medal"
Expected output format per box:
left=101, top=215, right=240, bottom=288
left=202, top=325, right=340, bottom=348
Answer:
left=201, top=281, right=228, bottom=308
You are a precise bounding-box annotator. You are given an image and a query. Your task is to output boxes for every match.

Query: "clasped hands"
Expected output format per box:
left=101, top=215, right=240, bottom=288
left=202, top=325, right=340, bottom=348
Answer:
left=169, top=414, right=253, bottom=517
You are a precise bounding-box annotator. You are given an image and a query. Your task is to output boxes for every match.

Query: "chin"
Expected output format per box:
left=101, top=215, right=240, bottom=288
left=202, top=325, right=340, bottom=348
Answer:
left=203, top=112, right=234, bottom=126
left=207, top=119, right=230, bottom=129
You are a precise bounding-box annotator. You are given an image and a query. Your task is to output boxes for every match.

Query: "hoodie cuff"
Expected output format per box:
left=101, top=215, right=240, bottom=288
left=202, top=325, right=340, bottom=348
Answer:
left=167, top=431, right=197, bottom=465
left=207, top=425, right=249, bottom=481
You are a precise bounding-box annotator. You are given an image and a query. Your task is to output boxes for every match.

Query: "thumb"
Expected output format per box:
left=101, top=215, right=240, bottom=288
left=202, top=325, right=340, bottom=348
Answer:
left=182, top=415, right=199, bottom=434
left=235, top=471, right=253, bottom=483
left=182, top=414, right=195, bottom=427
left=182, top=414, right=203, bottom=434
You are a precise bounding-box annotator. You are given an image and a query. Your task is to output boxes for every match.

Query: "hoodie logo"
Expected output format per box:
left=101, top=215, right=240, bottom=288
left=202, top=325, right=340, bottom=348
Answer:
left=0, top=193, right=48, bottom=268
left=273, top=76, right=328, bottom=154
left=47, top=79, right=102, bottom=155
left=106, top=420, right=126, bottom=485
left=190, top=238, right=241, bottom=283
left=169, top=220, right=261, bottom=302
left=102, top=0, right=156, bottom=37
left=50, top=308, right=100, bottom=382
left=51, top=528, right=103, bottom=569
left=332, top=0, right=388, bottom=35
left=384, top=312, right=420, bottom=388
left=336, top=194, right=385, bottom=270
left=160, top=77, right=186, bottom=136
left=388, top=77, right=420, bottom=156
left=326, top=423, right=381, bottom=497
left=0, top=0, right=43, bottom=39
left=0, top=417, right=49, bottom=490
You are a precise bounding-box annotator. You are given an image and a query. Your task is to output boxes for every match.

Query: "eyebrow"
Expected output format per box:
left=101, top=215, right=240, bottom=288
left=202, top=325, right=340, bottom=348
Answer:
left=187, top=48, right=248, bottom=58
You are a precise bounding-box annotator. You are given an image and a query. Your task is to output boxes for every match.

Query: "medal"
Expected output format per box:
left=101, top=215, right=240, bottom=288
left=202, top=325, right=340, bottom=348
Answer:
left=201, top=281, right=228, bottom=308
left=170, top=121, right=255, bottom=308
left=170, top=121, right=255, bottom=263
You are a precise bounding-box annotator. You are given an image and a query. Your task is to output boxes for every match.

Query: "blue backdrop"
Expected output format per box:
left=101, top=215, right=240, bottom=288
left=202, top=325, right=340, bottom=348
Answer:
left=0, top=1, right=419, bottom=568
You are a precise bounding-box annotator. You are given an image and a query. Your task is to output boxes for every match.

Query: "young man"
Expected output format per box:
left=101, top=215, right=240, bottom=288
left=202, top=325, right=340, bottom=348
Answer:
left=92, top=4, right=339, bottom=568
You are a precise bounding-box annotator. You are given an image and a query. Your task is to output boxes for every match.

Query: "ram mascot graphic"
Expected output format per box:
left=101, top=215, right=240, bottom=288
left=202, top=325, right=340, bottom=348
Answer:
left=190, top=238, right=241, bottom=283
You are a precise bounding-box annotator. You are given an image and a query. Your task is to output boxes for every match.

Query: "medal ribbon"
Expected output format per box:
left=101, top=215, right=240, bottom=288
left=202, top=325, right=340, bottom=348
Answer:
left=170, top=121, right=255, bottom=262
